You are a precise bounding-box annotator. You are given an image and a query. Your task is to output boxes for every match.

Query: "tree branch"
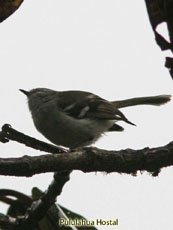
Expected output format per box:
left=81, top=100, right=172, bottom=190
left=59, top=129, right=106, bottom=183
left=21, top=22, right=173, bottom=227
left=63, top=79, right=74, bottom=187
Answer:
left=0, top=171, right=72, bottom=230
left=0, top=124, right=73, bottom=229
left=145, top=0, right=173, bottom=78
left=0, top=142, right=173, bottom=177
left=0, top=124, right=66, bottom=154
left=17, top=171, right=71, bottom=230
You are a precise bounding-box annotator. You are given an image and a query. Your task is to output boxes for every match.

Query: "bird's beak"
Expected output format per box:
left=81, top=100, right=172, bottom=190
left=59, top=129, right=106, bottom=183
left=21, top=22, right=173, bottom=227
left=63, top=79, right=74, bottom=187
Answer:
left=19, top=89, right=30, bottom=97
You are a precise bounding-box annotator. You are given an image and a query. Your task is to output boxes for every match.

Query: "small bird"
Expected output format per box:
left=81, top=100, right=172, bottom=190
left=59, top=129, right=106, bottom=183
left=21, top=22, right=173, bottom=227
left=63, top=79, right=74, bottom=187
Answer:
left=20, top=88, right=171, bottom=149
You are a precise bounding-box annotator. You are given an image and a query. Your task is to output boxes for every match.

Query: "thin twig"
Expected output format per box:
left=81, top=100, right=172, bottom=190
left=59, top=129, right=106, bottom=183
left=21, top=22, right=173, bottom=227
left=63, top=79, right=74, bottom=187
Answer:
left=0, top=124, right=67, bottom=154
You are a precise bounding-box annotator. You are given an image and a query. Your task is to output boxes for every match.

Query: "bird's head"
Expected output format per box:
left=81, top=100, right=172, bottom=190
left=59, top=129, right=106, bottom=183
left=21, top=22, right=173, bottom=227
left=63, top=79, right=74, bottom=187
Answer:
left=19, top=88, right=57, bottom=112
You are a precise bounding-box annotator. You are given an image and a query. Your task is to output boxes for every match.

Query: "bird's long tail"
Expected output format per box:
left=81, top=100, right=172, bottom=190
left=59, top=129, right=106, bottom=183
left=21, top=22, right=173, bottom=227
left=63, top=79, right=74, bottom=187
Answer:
left=111, top=95, right=171, bottom=109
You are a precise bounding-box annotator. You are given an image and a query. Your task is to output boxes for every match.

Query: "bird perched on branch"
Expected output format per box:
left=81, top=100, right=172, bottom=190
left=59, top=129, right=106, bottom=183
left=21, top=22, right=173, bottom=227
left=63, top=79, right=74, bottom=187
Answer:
left=20, top=88, right=171, bottom=149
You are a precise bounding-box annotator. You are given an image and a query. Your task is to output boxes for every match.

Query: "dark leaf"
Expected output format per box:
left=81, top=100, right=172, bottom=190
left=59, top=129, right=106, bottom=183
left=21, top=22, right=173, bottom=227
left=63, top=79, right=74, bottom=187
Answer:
left=0, top=0, right=24, bottom=23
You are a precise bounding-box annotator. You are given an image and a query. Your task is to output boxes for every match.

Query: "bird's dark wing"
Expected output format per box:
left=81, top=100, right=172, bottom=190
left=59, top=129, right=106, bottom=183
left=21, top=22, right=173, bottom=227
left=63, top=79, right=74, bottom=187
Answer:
left=57, top=90, right=135, bottom=125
